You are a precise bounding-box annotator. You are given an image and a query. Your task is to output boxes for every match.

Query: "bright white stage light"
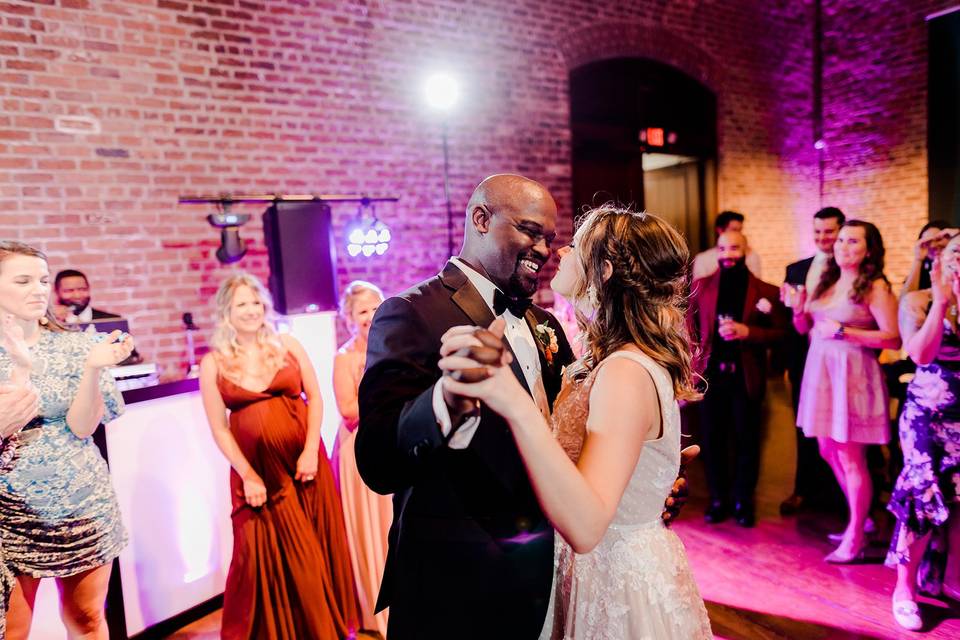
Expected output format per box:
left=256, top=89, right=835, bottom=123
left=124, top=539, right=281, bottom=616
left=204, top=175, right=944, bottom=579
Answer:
left=345, top=199, right=391, bottom=258
left=424, top=72, right=460, bottom=111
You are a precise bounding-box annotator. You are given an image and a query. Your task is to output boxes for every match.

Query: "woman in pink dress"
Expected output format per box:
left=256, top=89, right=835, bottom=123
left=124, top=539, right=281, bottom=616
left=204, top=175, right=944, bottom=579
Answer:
left=333, top=281, right=392, bottom=637
left=793, top=220, right=900, bottom=563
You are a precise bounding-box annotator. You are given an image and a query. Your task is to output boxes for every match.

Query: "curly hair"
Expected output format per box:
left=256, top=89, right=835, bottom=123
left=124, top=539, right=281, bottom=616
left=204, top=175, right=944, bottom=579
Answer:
left=812, top=220, right=890, bottom=304
left=0, top=241, right=66, bottom=332
left=570, top=205, right=700, bottom=402
left=210, top=273, right=286, bottom=382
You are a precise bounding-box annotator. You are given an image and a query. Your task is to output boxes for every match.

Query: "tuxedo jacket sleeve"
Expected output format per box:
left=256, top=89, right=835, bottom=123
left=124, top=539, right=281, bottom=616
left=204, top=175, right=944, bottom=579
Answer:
left=355, top=295, right=446, bottom=495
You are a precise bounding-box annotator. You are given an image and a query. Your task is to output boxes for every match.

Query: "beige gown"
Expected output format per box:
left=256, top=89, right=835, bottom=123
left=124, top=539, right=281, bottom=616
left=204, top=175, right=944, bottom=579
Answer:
left=336, top=344, right=393, bottom=637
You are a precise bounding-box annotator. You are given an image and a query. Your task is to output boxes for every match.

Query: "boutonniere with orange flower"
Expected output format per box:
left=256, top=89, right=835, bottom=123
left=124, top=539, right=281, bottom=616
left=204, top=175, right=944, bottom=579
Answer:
left=534, top=323, right=560, bottom=365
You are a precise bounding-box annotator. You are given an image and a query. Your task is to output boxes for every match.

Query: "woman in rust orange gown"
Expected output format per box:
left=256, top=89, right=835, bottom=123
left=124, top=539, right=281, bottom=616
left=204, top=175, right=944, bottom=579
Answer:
left=199, top=273, right=360, bottom=640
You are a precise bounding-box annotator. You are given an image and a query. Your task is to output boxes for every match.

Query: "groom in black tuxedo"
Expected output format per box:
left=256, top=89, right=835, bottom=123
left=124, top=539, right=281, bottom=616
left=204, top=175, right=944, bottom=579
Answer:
left=356, top=174, right=574, bottom=639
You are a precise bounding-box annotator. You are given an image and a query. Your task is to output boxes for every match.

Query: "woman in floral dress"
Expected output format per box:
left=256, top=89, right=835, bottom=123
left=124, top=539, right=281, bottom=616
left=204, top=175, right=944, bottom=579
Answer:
left=0, top=241, right=133, bottom=639
left=887, top=232, right=960, bottom=631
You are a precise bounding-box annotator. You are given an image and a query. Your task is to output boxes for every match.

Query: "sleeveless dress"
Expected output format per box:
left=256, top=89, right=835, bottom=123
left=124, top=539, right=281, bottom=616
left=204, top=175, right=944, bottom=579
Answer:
left=540, top=351, right=712, bottom=640
left=0, top=330, right=126, bottom=578
left=216, top=352, right=361, bottom=640
left=334, top=344, right=392, bottom=637
left=885, top=298, right=960, bottom=592
left=797, top=288, right=890, bottom=444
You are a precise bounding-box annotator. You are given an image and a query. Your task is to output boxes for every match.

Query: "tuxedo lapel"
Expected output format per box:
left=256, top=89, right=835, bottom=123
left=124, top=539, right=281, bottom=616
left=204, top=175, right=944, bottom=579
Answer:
left=440, top=262, right=532, bottom=397
left=699, top=273, right=720, bottom=342
left=742, top=276, right=760, bottom=322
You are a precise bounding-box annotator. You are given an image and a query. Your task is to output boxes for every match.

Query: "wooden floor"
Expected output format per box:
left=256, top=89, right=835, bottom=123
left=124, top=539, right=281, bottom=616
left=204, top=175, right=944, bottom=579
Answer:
left=167, top=376, right=960, bottom=639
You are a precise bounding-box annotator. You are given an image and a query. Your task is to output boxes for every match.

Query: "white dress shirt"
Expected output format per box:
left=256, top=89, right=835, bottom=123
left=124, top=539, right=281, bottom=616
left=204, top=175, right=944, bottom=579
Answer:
left=432, top=258, right=549, bottom=449
left=66, top=304, right=93, bottom=325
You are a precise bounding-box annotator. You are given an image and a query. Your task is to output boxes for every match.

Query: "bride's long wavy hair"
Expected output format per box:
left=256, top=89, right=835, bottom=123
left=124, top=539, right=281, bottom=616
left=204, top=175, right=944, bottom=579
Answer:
left=210, top=273, right=285, bottom=382
left=570, top=205, right=700, bottom=402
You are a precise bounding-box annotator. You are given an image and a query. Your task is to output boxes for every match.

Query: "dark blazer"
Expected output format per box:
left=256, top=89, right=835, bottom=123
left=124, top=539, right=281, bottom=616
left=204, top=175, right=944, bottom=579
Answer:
left=784, top=257, right=814, bottom=396
left=356, top=261, right=574, bottom=640
left=688, top=270, right=789, bottom=399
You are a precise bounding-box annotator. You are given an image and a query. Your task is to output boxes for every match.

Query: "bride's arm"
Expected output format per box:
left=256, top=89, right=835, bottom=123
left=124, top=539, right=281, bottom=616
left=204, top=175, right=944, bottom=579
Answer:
left=444, top=357, right=657, bottom=553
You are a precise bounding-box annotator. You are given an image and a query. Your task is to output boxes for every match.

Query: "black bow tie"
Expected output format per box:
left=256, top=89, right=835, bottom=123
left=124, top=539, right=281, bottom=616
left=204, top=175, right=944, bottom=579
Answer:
left=493, top=290, right=532, bottom=317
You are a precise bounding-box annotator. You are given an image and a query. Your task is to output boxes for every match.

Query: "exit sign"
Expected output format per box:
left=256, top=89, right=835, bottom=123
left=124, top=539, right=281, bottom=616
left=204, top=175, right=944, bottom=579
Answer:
left=646, top=127, right=665, bottom=146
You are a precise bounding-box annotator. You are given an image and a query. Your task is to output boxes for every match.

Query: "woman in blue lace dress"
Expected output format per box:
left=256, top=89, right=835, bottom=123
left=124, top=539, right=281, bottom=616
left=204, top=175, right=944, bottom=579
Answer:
left=0, top=241, right=134, bottom=639
left=886, top=232, right=960, bottom=631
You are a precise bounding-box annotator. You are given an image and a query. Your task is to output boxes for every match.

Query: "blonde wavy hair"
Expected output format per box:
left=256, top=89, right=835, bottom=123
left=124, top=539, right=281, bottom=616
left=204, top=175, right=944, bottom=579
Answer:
left=338, top=280, right=384, bottom=333
left=0, top=241, right=66, bottom=332
left=210, top=273, right=285, bottom=381
left=570, top=205, right=700, bottom=402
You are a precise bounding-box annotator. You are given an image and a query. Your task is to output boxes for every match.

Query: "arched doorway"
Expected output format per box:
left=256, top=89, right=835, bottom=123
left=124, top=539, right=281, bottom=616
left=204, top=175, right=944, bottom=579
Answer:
left=570, top=57, right=718, bottom=252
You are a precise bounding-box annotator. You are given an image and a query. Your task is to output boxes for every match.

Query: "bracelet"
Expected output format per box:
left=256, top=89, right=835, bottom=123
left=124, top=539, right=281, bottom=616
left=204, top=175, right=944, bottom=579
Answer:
left=834, top=323, right=846, bottom=340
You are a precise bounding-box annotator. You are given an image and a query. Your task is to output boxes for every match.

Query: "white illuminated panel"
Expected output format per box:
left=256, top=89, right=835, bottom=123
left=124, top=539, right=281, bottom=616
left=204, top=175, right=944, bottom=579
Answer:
left=281, top=310, right=342, bottom=456
left=107, top=390, right=233, bottom=636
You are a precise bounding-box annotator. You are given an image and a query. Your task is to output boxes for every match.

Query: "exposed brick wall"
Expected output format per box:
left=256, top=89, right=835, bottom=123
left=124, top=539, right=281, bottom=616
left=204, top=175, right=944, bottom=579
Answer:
left=0, top=0, right=947, bottom=377
left=818, top=0, right=956, bottom=282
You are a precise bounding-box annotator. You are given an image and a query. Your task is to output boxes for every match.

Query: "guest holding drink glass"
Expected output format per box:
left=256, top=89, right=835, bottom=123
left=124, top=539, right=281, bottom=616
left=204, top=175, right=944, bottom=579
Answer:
left=901, top=220, right=953, bottom=299
left=792, top=221, right=900, bottom=563
left=688, top=230, right=789, bottom=526
left=779, top=206, right=846, bottom=516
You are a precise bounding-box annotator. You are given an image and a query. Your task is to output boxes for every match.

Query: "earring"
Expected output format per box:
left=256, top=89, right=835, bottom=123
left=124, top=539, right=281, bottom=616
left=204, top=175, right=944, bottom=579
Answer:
left=39, top=316, right=48, bottom=326
left=587, top=284, right=599, bottom=309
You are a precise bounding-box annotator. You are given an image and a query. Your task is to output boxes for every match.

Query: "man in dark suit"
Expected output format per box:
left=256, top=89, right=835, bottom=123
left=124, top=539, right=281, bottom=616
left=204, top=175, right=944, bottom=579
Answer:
left=356, top=175, right=574, bottom=639
left=53, top=269, right=123, bottom=323
left=779, top=206, right=845, bottom=515
left=357, top=175, right=690, bottom=639
left=688, top=230, right=789, bottom=527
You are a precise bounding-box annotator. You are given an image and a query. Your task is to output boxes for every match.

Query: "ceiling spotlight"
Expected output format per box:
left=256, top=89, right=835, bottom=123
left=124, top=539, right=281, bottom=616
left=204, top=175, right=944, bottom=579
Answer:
left=423, top=72, right=460, bottom=112
left=345, top=198, right=391, bottom=258
left=207, top=202, right=250, bottom=264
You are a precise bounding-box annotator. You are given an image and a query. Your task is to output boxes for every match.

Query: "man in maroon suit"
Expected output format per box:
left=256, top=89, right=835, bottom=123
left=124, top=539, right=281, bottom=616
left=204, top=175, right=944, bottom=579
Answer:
left=688, top=230, right=789, bottom=526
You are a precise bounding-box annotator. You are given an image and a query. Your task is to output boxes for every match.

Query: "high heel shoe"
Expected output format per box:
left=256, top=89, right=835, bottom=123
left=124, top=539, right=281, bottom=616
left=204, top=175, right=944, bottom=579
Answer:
left=892, top=599, right=923, bottom=631
left=827, top=516, right=877, bottom=543
left=824, top=543, right=867, bottom=564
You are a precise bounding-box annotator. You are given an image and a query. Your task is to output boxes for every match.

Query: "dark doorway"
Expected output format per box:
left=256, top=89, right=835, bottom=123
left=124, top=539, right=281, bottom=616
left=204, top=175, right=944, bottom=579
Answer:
left=929, top=8, right=960, bottom=225
left=570, top=58, right=718, bottom=252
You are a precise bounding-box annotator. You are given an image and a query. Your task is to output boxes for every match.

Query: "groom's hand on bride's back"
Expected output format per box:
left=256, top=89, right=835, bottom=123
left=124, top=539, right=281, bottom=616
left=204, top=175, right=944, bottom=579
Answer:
left=662, top=445, right=699, bottom=525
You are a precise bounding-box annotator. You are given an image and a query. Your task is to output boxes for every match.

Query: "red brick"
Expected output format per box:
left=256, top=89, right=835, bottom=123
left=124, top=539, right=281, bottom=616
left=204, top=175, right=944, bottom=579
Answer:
left=4, top=0, right=951, bottom=378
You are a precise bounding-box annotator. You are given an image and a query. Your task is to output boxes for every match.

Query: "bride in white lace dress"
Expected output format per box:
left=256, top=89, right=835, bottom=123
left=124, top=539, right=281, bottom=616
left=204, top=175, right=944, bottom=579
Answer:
left=441, top=205, right=712, bottom=639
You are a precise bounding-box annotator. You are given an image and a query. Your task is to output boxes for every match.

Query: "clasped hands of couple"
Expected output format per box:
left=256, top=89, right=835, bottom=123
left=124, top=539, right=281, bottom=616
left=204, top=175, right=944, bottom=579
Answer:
left=437, top=317, right=695, bottom=523
left=0, top=312, right=135, bottom=440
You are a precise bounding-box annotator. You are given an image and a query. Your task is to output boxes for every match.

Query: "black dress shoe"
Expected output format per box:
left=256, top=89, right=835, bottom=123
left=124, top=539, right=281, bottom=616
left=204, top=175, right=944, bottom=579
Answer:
left=704, top=500, right=728, bottom=524
left=734, top=500, right=755, bottom=527
left=779, top=493, right=805, bottom=515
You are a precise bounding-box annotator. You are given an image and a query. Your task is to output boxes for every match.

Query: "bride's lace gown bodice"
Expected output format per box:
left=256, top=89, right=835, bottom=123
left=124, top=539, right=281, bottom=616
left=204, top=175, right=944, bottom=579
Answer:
left=542, top=351, right=712, bottom=640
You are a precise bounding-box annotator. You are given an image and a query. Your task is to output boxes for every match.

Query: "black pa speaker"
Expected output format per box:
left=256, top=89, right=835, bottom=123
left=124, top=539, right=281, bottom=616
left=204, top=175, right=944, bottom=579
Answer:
left=262, top=200, right=339, bottom=314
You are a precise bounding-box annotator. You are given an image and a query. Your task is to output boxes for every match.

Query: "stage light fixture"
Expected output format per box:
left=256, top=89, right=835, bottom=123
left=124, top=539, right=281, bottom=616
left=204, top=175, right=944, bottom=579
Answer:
left=423, top=72, right=460, bottom=112
left=422, top=70, right=460, bottom=257
left=345, top=198, right=391, bottom=258
left=206, top=202, right=251, bottom=264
